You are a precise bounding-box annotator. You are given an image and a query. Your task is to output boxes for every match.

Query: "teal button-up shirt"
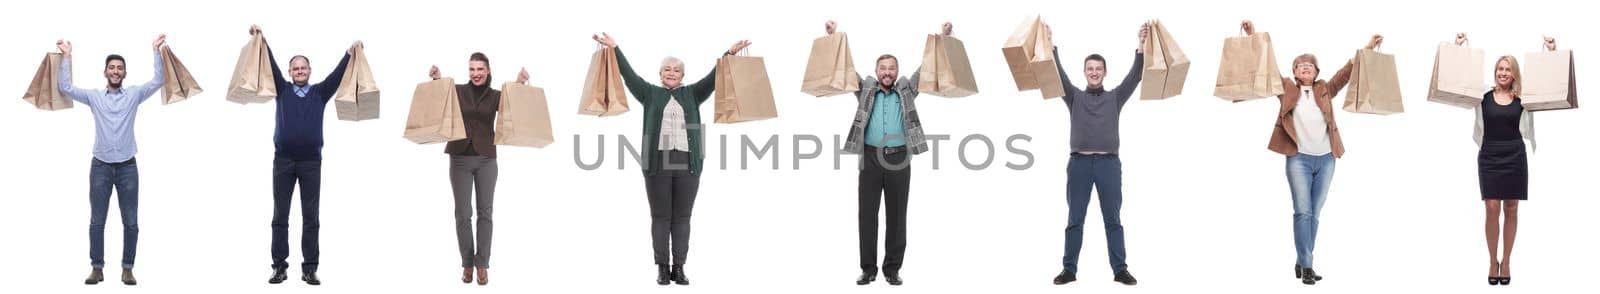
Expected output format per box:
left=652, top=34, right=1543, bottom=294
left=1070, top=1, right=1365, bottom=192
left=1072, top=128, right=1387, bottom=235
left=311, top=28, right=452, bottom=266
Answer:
left=864, top=88, right=905, bottom=147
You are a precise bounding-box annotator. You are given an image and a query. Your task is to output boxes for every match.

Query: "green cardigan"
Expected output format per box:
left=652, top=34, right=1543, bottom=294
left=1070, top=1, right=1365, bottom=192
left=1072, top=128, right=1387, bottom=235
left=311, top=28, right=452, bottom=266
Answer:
left=614, top=46, right=722, bottom=176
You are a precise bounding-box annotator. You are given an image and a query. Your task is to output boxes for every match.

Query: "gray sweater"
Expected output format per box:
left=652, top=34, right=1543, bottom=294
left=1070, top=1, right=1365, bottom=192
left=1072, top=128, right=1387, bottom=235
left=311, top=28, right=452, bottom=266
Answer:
left=1052, top=48, right=1143, bottom=154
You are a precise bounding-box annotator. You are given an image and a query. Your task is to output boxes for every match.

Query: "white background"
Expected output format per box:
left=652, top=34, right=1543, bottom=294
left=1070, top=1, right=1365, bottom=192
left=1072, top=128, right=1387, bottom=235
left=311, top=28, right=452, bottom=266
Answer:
left=1, top=0, right=1594, bottom=293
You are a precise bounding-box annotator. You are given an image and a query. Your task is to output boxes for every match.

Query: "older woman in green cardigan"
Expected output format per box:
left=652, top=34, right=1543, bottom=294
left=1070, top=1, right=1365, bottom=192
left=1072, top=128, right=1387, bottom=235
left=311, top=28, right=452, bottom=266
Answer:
left=591, top=33, right=749, bottom=286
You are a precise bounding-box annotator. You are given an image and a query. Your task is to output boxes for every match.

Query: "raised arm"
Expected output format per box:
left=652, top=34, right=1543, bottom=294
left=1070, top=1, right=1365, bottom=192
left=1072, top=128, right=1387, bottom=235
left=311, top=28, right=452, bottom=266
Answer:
left=316, top=42, right=359, bottom=101
left=691, top=39, right=751, bottom=104
left=55, top=40, right=94, bottom=104
left=1114, top=24, right=1149, bottom=106
left=138, top=40, right=167, bottom=104
left=1326, top=35, right=1383, bottom=95
left=594, top=33, right=654, bottom=104
left=1051, top=47, right=1078, bottom=104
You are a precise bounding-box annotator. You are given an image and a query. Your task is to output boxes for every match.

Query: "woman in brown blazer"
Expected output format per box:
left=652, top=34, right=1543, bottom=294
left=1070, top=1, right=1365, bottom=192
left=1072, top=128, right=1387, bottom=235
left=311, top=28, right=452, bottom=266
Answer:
left=427, top=54, right=529, bottom=286
left=1241, top=20, right=1380, bottom=286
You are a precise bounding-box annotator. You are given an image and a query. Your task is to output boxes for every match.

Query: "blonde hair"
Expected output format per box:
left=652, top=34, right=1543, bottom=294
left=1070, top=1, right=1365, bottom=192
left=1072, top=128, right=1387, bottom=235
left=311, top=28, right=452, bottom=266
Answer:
left=1292, top=54, right=1319, bottom=73
left=1495, top=55, right=1523, bottom=96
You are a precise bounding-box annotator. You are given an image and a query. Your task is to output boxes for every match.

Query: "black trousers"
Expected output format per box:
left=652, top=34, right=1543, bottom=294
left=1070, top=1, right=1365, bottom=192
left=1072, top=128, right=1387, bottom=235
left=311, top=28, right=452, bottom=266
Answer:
left=271, top=156, right=321, bottom=274
left=859, top=146, right=911, bottom=274
left=646, top=150, right=699, bottom=265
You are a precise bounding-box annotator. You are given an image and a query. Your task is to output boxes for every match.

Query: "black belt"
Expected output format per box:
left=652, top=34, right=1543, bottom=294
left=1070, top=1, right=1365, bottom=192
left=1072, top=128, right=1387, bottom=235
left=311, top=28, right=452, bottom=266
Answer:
left=93, top=157, right=137, bottom=165
left=866, top=145, right=907, bottom=155
left=1070, top=152, right=1117, bottom=157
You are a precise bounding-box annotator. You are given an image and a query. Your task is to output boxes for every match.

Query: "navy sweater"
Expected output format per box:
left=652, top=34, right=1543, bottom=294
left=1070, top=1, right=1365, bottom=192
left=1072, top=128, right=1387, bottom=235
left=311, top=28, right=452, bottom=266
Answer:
left=267, top=43, right=351, bottom=160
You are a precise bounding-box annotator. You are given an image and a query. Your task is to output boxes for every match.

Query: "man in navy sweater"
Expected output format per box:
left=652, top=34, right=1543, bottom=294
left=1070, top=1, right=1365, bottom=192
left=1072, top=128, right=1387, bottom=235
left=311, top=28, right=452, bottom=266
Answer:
left=250, top=25, right=360, bottom=286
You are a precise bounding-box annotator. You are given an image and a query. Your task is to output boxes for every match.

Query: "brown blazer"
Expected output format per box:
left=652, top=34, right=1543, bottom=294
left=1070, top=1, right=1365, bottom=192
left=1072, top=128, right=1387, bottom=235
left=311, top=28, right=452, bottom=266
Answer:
left=444, top=84, right=502, bottom=158
left=1269, top=60, right=1353, bottom=158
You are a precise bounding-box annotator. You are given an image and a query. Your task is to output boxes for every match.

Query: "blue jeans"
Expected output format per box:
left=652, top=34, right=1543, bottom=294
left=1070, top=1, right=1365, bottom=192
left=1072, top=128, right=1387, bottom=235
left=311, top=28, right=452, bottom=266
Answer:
left=1286, top=153, right=1335, bottom=268
left=1062, top=153, right=1127, bottom=273
left=89, top=157, right=139, bottom=269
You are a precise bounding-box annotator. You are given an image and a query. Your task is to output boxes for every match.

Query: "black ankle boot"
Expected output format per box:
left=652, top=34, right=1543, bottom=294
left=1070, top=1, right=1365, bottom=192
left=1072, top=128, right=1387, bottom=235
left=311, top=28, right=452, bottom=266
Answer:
left=656, top=264, right=671, bottom=285
left=671, top=264, right=690, bottom=285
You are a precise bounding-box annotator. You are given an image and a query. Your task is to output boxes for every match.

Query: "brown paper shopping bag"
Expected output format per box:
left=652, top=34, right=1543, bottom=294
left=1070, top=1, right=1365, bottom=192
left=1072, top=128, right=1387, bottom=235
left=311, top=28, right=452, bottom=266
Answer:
left=1521, top=49, right=1577, bottom=111
left=1002, top=16, right=1065, bottom=99
left=335, top=46, right=380, bottom=121
left=1344, top=48, right=1405, bottom=114
left=22, top=53, right=72, bottom=111
left=1214, top=32, right=1284, bottom=101
left=801, top=32, right=860, bottom=97
left=159, top=46, right=203, bottom=105
left=578, top=48, right=630, bottom=116
left=714, top=53, right=779, bottom=123
left=227, top=34, right=277, bottom=104
left=918, top=34, right=979, bottom=98
left=1139, top=20, right=1190, bottom=100
left=495, top=82, right=555, bottom=148
left=1428, top=42, right=1485, bottom=108
left=404, top=78, right=467, bottom=144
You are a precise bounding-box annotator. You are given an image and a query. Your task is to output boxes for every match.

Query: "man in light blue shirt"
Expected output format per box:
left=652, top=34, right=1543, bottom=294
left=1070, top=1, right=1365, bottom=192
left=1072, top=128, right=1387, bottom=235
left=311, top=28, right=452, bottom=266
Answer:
left=56, top=35, right=166, bottom=286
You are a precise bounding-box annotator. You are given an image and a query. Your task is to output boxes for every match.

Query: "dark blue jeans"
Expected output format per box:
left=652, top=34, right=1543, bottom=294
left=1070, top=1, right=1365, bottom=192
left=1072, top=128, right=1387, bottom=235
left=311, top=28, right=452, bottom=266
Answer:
left=1062, top=153, right=1127, bottom=273
left=89, top=157, right=139, bottom=269
left=272, top=156, right=321, bottom=274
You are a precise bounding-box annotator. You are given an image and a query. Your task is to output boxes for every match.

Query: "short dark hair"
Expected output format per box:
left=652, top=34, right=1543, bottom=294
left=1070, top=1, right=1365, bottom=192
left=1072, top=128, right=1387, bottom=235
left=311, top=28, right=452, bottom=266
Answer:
left=876, top=54, right=898, bottom=66
left=290, top=55, right=310, bottom=66
left=105, top=54, right=125, bottom=67
left=469, top=52, right=492, bottom=84
left=1083, top=54, right=1106, bottom=67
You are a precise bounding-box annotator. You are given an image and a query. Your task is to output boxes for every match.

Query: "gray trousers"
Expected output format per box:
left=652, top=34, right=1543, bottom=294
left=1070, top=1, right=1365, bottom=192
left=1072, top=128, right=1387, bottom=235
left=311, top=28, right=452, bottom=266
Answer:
left=450, top=155, right=497, bottom=268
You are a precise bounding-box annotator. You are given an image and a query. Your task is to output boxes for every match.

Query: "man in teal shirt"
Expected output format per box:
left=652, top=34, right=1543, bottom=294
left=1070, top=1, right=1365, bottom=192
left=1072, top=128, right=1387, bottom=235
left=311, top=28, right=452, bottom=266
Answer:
left=828, top=20, right=950, bottom=286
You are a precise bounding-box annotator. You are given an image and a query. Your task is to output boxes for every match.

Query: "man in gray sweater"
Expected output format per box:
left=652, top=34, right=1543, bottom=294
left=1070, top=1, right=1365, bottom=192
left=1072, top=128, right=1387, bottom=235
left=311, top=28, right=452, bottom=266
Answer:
left=1049, top=23, right=1147, bottom=286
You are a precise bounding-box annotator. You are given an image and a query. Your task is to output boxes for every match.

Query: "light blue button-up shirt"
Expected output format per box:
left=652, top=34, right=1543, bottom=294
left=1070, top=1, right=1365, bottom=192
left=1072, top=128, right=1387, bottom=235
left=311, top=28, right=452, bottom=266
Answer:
left=292, top=84, right=311, bottom=98
left=864, top=88, right=905, bottom=148
left=58, top=51, right=165, bottom=163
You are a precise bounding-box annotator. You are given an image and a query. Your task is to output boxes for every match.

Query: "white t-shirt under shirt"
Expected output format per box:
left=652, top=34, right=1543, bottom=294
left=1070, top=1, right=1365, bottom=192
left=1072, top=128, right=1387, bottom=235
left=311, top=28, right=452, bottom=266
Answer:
left=1292, top=86, right=1332, bottom=156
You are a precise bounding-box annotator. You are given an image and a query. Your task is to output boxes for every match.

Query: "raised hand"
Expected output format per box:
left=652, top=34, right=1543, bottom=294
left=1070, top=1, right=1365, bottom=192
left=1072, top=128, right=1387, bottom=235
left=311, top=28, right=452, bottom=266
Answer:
left=728, top=40, right=752, bottom=54
left=592, top=33, right=617, bottom=48
left=153, top=34, right=167, bottom=51
left=57, top=39, right=72, bottom=57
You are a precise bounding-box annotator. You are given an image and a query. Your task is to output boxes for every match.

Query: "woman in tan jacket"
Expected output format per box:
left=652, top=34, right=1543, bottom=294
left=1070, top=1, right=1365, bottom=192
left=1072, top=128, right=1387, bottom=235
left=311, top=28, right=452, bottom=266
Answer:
left=1241, top=20, right=1381, bottom=286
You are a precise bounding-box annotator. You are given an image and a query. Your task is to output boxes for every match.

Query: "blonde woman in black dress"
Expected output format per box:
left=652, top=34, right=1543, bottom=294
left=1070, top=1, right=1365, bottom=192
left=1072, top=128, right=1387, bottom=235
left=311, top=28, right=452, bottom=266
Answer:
left=1477, top=36, right=1551, bottom=286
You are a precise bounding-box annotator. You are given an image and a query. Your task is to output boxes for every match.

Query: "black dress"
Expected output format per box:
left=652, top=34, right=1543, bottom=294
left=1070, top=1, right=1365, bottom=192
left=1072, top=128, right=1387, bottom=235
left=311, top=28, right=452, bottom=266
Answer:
left=1478, top=91, right=1529, bottom=200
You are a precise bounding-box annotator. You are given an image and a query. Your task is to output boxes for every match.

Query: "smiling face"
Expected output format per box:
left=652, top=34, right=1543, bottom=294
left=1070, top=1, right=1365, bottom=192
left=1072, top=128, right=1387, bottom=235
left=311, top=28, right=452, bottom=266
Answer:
left=468, top=60, right=489, bottom=86
left=289, top=56, right=311, bottom=86
left=103, top=58, right=125, bottom=89
left=660, top=58, right=684, bottom=89
left=1293, top=54, right=1319, bottom=84
left=875, top=56, right=898, bottom=88
left=1495, top=59, right=1516, bottom=90
left=1083, top=59, right=1106, bottom=88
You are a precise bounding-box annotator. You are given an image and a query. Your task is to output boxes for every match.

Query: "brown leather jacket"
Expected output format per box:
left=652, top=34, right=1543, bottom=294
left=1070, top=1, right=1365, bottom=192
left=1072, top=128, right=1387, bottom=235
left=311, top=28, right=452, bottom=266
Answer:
left=1269, top=60, right=1352, bottom=158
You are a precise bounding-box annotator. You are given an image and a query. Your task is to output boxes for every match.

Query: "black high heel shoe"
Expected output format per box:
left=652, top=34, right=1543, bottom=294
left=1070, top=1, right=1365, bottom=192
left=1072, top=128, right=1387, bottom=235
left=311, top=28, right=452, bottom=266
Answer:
left=1498, top=277, right=1511, bottom=285
left=1488, top=276, right=1501, bottom=286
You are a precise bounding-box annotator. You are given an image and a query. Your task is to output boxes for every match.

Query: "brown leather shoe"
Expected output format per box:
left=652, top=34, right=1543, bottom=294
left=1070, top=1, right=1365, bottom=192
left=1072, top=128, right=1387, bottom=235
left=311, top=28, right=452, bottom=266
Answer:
left=462, top=267, right=473, bottom=284
left=476, top=267, right=488, bottom=286
left=84, top=268, right=104, bottom=285
left=121, top=268, right=137, bottom=286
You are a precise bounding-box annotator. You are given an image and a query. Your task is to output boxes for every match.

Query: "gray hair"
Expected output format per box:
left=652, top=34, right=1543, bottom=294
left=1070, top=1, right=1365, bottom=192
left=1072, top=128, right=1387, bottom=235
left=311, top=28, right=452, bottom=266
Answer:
left=660, top=56, right=685, bottom=72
